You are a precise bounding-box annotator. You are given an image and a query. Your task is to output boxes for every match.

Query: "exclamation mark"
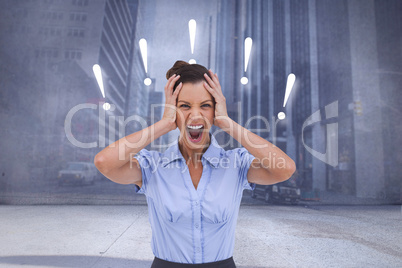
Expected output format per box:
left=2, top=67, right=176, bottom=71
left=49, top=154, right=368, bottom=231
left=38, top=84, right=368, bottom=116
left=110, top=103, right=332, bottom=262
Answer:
left=278, top=73, right=296, bottom=120
left=189, top=19, right=196, bottom=64
left=241, top=37, right=252, bottom=85
left=139, top=38, right=152, bottom=86
left=93, top=64, right=110, bottom=111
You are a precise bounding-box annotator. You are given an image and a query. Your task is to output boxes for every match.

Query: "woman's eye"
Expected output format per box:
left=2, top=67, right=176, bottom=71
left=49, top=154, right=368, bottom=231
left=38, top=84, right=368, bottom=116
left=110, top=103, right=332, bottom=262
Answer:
left=202, top=104, right=211, bottom=107
left=180, top=104, right=189, bottom=108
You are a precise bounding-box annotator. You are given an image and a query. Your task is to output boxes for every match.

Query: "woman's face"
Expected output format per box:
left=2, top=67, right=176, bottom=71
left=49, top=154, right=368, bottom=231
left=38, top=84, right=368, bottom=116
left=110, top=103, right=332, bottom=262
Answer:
left=176, top=81, right=215, bottom=150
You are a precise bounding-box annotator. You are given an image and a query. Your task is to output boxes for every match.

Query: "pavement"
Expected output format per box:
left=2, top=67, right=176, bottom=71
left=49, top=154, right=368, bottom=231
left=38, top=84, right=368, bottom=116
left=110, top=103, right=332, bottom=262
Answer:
left=1, top=182, right=400, bottom=206
left=0, top=204, right=401, bottom=268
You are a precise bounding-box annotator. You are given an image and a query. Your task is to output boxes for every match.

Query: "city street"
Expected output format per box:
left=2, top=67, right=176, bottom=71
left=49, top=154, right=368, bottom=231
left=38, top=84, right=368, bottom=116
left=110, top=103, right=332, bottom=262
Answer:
left=0, top=177, right=147, bottom=205
left=0, top=205, right=401, bottom=268
left=1, top=174, right=280, bottom=206
left=1, top=1, right=401, bottom=267
left=1, top=175, right=397, bottom=207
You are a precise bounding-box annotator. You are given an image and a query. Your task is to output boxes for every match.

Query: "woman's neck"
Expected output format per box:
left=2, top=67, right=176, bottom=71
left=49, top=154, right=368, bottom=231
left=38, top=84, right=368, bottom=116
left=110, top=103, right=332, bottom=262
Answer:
left=178, top=138, right=210, bottom=167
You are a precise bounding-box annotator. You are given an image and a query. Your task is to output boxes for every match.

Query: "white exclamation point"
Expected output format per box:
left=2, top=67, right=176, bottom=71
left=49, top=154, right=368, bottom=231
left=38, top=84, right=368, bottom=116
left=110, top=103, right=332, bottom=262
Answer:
left=93, top=64, right=110, bottom=110
left=241, top=37, right=252, bottom=85
left=189, top=19, right=196, bottom=64
left=139, top=38, right=151, bottom=86
left=278, top=73, right=296, bottom=120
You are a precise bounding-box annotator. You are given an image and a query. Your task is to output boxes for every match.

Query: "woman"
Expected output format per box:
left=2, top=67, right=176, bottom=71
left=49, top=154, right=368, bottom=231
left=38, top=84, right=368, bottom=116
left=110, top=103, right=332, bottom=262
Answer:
left=94, top=61, right=296, bottom=267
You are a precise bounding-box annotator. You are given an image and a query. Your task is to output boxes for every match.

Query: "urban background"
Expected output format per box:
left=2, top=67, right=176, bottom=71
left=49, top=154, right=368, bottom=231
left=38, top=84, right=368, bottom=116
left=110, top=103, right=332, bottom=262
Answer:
left=0, top=0, right=401, bottom=205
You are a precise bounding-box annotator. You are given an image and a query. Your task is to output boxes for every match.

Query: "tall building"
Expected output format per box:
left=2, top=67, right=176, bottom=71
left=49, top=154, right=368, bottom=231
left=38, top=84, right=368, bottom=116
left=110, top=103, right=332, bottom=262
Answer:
left=0, top=0, right=143, bottom=194
left=346, top=0, right=401, bottom=199
left=373, top=0, right=402, bottom=201
left=315, top=0, right=354, bottom=195
left=98, top=0, right=137, bottom=117
left=214, top=0, right=401, bottom=200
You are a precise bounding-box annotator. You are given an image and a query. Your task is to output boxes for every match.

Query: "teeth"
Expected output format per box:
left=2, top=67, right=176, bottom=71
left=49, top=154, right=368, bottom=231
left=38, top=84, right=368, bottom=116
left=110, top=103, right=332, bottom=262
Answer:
left=187, top=125, right=203, bottom=129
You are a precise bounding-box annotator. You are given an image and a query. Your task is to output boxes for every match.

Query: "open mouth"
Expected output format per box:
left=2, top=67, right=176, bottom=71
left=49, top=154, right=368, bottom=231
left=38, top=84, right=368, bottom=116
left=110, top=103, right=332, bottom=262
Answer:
left=186, top=124, right=204, bottom=143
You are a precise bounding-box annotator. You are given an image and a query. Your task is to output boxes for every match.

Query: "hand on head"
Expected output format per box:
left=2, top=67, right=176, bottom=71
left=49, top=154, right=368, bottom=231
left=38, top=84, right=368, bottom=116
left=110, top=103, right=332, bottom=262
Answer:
left=203, top=70, right=229, bottom=129
left=162, top=74, right=183, bottom=131
left=162, top=61, right=230, bottom=132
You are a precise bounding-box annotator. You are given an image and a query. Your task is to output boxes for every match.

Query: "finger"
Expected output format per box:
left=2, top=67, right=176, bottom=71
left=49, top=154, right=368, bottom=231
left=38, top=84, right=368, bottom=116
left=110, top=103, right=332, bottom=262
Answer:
left=168, top=74, right=181, bottom=90
left=173, top=82, right=183, bottom=97
left=208, top=71, right=224, bottom=96
left=209, top=69, right=219, bottom=83
left=209, top=70, right=221, bottom=88
left=203, top=81, right=215, bottom=96
left=214, top=72, right=220, bottom=81
left=165, top=74, right=179, bottom=88
left=204, top=74, right=223, bottom=98
left=204, top=73, right=216, bottom=88
left=164, top=74, right=176, bottom=91
left=167, top=74, right=176, bottom=84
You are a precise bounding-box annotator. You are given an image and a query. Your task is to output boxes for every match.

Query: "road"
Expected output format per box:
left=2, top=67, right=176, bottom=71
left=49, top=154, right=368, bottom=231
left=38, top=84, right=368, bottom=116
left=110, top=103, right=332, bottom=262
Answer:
left=0, top=205, right=401, bottom=267
left=1, top=175, right=277, bottom=205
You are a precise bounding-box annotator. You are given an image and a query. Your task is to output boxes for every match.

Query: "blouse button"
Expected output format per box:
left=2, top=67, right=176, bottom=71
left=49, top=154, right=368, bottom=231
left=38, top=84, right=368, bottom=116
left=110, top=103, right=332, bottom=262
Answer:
left=195, top=223, right=199, bottom=228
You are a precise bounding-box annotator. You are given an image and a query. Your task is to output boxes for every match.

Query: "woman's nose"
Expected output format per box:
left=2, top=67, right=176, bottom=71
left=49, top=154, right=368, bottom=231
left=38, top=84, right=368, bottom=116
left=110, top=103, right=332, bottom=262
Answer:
left=189, top=107, right=203, bottom=119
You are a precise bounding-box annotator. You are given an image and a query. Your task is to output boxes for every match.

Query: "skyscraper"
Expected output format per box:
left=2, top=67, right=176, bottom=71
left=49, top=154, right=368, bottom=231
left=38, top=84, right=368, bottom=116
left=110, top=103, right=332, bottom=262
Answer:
left=214, top=0, right=400, bottom=200
left=0, top=0, right=143, bottom=192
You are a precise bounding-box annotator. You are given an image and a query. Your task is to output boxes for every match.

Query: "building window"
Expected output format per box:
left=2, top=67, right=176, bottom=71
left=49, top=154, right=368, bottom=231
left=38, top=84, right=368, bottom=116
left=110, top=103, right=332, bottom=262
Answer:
left=41, top=11, right=63, bottom=20
left=35, top=48, right=59, bottom=59
left=65, top=49, right=83, bottom=60
left=9, top=25, right=32, bottom=34
left=72, top=0, right=88, bottom=6
left=67, top=28, right=85, bottom=38
left=39, top=26, right=63, bottom=36
left=12, top=8, right=29, bottom=19
left=69, top=12, right=88, bottom=21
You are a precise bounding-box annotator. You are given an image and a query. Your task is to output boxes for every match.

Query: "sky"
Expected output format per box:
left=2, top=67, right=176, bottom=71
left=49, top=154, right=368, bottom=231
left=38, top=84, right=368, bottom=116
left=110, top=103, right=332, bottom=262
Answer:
left=139, top=0, right=218, bottom=93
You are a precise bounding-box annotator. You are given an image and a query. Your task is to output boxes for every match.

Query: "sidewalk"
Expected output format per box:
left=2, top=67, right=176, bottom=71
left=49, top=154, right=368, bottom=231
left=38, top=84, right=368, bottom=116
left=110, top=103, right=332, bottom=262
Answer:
left=1, top=189, right=400, bottom=206
left=303, top=190, right=401, bottom=205
left=0, top=205, right=401, bottom=268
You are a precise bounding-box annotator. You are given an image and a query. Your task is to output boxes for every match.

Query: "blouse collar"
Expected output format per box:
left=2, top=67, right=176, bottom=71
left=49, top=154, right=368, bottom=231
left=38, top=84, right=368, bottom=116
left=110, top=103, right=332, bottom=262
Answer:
left=162, top=133, right=223, bottom=168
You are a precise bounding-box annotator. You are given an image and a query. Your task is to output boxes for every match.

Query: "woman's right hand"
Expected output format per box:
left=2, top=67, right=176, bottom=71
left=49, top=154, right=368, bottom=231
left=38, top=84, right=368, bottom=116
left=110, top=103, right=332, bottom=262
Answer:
left=162, top=74, right=183, bottom=131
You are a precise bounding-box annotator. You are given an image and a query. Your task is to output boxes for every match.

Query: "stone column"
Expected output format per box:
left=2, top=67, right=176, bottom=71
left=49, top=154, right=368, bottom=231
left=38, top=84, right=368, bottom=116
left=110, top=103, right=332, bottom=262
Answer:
left=309, top=0, right=327, bottom=191
left=284, top=0, right=296, bottom=160
left=348, top=0, right=385, bottom=198
left=268, top=0, right=274, bottom=139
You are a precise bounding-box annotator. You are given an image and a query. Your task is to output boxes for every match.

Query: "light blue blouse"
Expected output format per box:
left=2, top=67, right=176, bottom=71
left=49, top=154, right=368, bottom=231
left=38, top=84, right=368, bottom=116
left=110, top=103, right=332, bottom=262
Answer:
left=134, top=134, right=255, bottom=264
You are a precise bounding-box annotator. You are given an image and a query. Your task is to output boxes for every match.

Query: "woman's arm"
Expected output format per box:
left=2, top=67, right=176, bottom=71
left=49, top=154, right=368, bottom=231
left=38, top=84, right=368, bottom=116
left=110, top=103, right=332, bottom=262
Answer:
left=203, top=71, right=296, bottom=185
left=94, top=74, right=183, bottom=185
left=219, top=118, right=295, bottom=185
left=94, top=119, right=172, bottom=185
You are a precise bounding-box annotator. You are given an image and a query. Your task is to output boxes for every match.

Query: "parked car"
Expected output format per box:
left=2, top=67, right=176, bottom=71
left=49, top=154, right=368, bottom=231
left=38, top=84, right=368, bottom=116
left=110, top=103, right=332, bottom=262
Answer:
left=57, top=162, right=97, bottom=186
left=251, top=175, right=301, bottom=204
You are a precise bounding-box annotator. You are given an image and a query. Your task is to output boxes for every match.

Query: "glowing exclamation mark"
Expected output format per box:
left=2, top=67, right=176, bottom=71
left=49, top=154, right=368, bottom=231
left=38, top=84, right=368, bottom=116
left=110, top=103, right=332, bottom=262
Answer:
left=93, top=64, right=110, bottom=111
left=241, top=37, right=252, bottom=85
left=278, top=73, right=296, bottom=120
left=139, top=38, right=152, bottom=86
left=189, top=19, right=196, bottom=64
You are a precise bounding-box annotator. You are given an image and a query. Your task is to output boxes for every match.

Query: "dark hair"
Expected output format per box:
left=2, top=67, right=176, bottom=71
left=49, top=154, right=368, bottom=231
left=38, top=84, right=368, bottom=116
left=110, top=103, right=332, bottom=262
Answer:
left=166, top=60, right=212, bottom=91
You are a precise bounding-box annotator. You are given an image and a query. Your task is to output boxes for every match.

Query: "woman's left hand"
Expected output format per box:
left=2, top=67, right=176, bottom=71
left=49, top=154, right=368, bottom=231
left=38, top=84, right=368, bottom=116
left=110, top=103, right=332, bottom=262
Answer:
left=203, top=70, right=231, bottom=129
